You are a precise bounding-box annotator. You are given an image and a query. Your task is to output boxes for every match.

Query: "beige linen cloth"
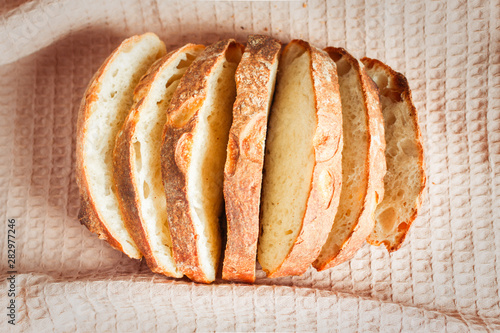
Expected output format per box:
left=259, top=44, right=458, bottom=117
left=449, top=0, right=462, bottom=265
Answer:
left=0, top=0, right=499, bottom=331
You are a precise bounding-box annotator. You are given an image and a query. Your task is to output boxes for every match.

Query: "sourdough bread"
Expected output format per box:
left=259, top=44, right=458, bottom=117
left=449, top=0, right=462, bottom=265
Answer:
left=313, top=48, right=386, bottom=271
left=113, top=44, right=205, bottom=277
left=361, top=57, right=426, bottom=252
left=222, top=35, right=281, bottom=283
left=76, top=33, right=166, bottom=259
left=257, top=40, right=343, bottom=278
left=161, top=40, right=244, bottom=283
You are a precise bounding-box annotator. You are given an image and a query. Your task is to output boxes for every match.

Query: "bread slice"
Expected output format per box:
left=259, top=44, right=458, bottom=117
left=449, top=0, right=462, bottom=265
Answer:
left=361, top=58, right=426, bottom=252
left=76, top=33, right=166, bottom=259
left=222, top=35, right=281, bottom=283
left=113, top=44, right=205, bottom=277
left=161, top=40, right=244, bottom=283
left=313, top=48, right=386, bottom=271
left=257, top=40, right=343, bottom=278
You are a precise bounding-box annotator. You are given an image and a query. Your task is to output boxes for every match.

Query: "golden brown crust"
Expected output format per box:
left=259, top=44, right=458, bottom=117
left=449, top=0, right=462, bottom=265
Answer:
left=222, top=35, right=281, bottom=283
left=113, top=45, right=204, bottom=277
left=265, top=40, right=344, bottom=278
left=161, top=40, right=244, bottom=284
left=76, top=33, right=165, bottom=259
left=361, top=57, right=427, bottom=252
left=313, top=47, right=386, bottom=271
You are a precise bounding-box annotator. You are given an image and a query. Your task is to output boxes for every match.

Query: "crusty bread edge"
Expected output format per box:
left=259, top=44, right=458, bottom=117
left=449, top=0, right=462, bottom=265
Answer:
left=313, top=47, right=386, bottom=271
left=76, top=33, right=164, bottom=259
left=265, top=40, right=344, bottom=278
left=361, top=57, right=427, bottom=252
left=113, top=45, right=204, bottom=277
left=161, top=39, right=244, bottom=283
left=222, top=35, right=281, bottom=283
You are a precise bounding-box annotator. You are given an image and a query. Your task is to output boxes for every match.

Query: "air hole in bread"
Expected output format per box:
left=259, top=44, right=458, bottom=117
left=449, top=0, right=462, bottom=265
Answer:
left=110, top=91, right=117, bottom=99
left=400, top=138, right=418, bottom=158
left=177, top=58, right=192, bottom=69
left=133, top=141, right=142, bottom=172
left=397, top=222, right=408, bottom=232
left=379, top=207, right=397, bottom=232
left=396, top=189, right=404, bottom=198
left=375, top=191, right=380, bottom=204
left=225, top=45, right=244, bottom=64
left=165, top=73, right=184, bottom=89
left=373, top=74, right=388, bottom=90
left=328, top=51, right=342, bottom=62
left=185, top=52, right=198, bottom=61
left=112, top=69, right=119, bottom=77
left=156, top=99, right=164, bottom=106
left=383, top=88, right=403, bottom=103
left=335, top=58, right=351, bottom=76
left=364, top=61, right=374, bottom=69
left=170, top=102, right=202, bottom=128
left=386, top=112, right=397, bottom=126
left=143, top=180, right=150, bottom=199
left=285, top=230, right=293, bottom=235
left=284, top=44, right=306, bottom=62
left=387, top=146, right=398, bottom=157
left=104, top=151, right=112, bottom=168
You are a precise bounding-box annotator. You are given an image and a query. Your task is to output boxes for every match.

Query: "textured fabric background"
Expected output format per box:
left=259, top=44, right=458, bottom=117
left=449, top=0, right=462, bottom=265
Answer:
left=0, top=0, right=499, bottom=331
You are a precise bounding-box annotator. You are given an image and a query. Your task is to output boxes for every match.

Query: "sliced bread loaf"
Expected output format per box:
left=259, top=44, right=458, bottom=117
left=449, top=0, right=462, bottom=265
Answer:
left=222, top=35, right=281, bottom=283
left=257, top=40, right=343, bottom=278
left=313, top=48, right=386, bottom=271
left=361, top=57, right=426, bottom=252
left=161, top=40, right=244, bottom=283
left=76, top=33, right=166, bottom=259
left=113, top=44, right=205, bottom=277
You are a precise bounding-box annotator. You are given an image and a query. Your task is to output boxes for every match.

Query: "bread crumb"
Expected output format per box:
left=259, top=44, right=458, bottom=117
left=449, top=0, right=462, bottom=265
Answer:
left=303, top=3, right=307, bottom=8
left=264, top=27, right=268, bottom=32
